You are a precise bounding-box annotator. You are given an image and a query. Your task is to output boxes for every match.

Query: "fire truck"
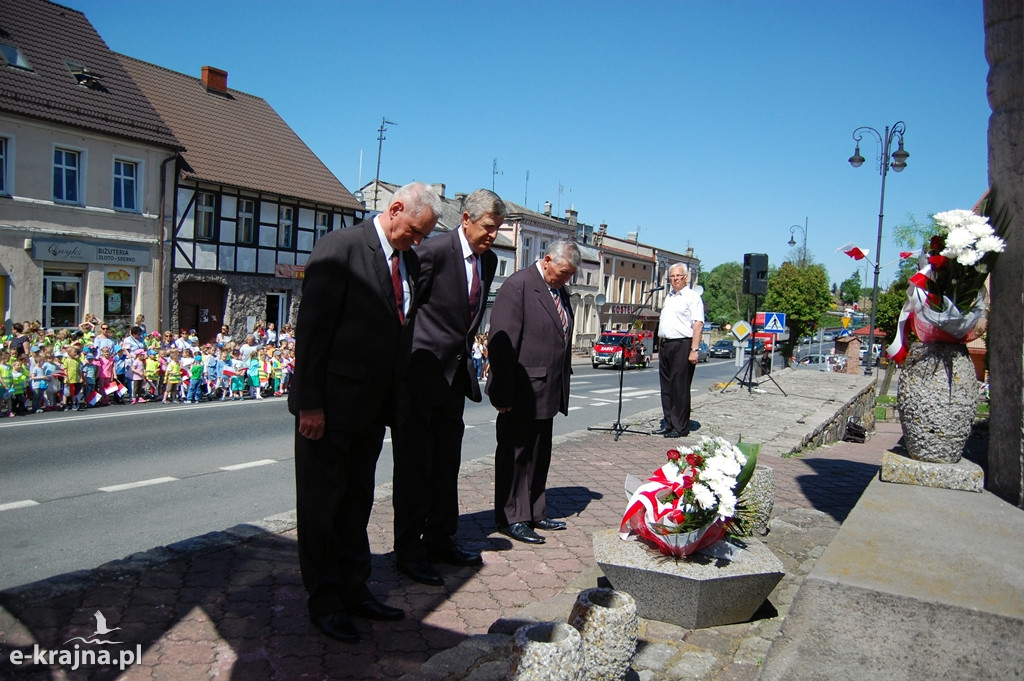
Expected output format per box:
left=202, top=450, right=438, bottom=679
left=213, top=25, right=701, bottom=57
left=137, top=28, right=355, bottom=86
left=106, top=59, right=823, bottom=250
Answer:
left=591, top=330, right=653, bottom=369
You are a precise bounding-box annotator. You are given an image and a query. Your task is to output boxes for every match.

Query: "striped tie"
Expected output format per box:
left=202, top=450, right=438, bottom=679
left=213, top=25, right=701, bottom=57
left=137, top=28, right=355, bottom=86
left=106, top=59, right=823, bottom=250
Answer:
left=551, top=288, right=568, bottom=337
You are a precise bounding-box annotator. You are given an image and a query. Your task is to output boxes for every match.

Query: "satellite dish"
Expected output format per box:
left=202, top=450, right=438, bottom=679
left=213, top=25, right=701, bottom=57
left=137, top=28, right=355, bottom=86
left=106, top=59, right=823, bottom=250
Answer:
left=595, top=294, right=606, bottom=306
left=693, top=285, right=704, bottom=296
left=353, top=190, right=365, bottom=203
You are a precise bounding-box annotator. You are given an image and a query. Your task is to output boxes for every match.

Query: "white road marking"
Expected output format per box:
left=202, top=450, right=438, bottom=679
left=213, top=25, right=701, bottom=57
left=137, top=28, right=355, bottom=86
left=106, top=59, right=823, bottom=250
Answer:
left=589, top=387, right=625, bottom=394
left=0, top=500, right=39, bottom=512
left=220, top=459, right=277, bottom=471
left=99, top=477, right=177, bottom=493
left=568, top=406, right=584, bottom=411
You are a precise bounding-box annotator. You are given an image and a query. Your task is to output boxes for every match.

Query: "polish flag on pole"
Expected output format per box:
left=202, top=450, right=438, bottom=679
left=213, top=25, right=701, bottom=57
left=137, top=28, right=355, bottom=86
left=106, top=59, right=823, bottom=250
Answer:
left=899, top=251, right=915, bottom=259
left=837, top=243, right=869, bottom=260
left=86, top=389, right=102, bottom=406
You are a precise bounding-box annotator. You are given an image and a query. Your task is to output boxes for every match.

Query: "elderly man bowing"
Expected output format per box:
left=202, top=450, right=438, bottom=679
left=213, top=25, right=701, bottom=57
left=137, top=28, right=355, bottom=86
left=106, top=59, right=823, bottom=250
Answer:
left=487, top=240, right=581, bottom=545
left=289, top=182, right=440, bottom=644
left=392, top=189, right=505, bottom=586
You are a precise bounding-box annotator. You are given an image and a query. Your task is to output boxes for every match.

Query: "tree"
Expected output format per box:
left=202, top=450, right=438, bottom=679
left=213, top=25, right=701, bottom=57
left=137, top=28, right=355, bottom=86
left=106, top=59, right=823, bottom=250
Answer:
left=763, top=262, right=833, bottom=364
left=701, top=262, right=746, bottom=328
left=838, top=270, right=863, bottom=305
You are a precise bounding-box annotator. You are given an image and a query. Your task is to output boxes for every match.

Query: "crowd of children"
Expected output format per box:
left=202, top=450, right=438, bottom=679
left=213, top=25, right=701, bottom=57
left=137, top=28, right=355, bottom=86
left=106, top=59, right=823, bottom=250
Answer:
left=0, top=319, right=295, bottom=417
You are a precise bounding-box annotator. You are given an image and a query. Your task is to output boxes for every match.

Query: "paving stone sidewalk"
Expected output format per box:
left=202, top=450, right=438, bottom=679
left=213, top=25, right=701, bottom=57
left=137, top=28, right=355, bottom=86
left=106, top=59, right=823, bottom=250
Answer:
left=0, top=369, right=895, bottom=681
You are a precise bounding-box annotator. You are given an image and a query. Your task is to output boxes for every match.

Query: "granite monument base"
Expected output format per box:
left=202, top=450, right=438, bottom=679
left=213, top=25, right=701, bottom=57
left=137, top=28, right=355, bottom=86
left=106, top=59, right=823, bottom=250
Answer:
left=880, top=449, right=984, bottom=492
left=592, top=529, right=784, bottom=629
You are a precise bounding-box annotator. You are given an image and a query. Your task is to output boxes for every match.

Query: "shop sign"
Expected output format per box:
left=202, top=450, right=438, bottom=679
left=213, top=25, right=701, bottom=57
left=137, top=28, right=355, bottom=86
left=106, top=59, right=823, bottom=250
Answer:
left=32, top=238, right=149, bottom=266
left=275, top=264, right=305, bottom=279
left=104, top=267, right=137, bottom=286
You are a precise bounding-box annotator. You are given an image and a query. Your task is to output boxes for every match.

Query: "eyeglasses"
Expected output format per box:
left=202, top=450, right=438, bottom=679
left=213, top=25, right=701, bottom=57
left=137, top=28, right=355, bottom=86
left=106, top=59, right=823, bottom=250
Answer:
left=101, top=326, right=108, bottom=330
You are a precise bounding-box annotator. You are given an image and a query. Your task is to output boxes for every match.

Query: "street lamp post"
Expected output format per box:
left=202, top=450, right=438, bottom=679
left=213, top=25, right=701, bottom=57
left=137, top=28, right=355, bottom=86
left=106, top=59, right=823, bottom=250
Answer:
left=848, top=122, right=909, bottom=376
left=787, top=216, right=809, bottom=266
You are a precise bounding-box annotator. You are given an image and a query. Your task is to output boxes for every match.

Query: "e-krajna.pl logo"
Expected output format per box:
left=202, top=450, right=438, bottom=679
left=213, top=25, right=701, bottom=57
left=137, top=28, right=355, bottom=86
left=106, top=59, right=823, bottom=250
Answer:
left=5, top=610, right=143, bottom=672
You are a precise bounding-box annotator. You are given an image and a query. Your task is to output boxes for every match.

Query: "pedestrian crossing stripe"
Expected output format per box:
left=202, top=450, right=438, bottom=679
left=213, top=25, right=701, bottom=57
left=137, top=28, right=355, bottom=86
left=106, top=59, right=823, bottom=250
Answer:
left=763, top=312, right=786, bottom=333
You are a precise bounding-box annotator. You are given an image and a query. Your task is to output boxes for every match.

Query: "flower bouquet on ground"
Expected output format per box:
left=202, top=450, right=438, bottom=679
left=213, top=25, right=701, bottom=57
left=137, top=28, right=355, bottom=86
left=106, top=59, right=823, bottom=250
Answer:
left=619, top=437, right=757, bottom=557
left=888, top=209, right=1005, bottom=363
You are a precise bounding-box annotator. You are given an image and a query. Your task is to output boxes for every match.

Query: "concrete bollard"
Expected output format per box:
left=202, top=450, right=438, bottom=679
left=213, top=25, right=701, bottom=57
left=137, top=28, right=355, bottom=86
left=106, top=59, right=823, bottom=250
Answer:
left=508, top=621, right=583, bottom=681
left=568, top=588, right=638, bottom=681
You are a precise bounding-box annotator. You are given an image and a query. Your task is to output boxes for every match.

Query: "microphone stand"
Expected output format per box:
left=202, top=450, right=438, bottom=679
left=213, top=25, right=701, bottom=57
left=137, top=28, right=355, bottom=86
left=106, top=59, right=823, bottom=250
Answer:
left=588, top=286, right=663, bottom=441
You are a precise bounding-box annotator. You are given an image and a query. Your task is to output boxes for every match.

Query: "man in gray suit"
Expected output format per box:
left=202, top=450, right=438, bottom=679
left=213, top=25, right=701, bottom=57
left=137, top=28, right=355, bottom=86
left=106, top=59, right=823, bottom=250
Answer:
left=487, top=240, right=581, bottom=544
left=392, top=189, right=505, bottom=586
left=290, top=182, right=440, bottom=643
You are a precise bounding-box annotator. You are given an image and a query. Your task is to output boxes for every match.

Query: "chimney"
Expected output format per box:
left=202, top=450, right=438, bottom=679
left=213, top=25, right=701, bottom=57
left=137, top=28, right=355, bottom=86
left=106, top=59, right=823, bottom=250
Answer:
left=598, top=223, right=608, bottom=235
left=565, top=208, right=578, bottom=226
left=201, top=66, right=228, bottom=93
left=543, top=201, right=552, bottom=216
left=431, top=183, right=446, bottom=198
left=627, top=232, right=638, bottom=242
left=685, top=246, right=694, bottom=258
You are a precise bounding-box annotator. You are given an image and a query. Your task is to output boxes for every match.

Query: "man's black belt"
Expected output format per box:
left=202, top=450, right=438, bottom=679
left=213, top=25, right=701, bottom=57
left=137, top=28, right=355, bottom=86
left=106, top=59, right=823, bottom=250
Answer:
left=660, top=337, right=691, bottom=344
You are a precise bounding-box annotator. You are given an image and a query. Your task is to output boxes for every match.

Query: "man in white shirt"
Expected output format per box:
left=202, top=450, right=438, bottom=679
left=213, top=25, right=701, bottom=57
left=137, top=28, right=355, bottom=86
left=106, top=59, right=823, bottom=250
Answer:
left=656, top=264, right=705, bottom=438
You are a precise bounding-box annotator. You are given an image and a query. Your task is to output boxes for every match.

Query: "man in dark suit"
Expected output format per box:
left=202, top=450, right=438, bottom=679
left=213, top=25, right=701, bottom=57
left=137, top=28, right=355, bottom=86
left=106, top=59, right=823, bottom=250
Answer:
left=289, top=182, right=440, bottom=644
left=392, top=189, right=506, bottom=586
left=487, top=240, right=581, bottom=544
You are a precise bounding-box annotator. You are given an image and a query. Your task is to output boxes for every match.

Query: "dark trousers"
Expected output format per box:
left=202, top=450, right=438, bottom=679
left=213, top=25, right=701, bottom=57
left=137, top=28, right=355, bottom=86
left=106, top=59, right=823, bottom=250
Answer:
left=659, top=339, right=696, bottom=432
left=294, top=421, right=384, bottom=618
left=392, top=370, right=469, bottom=561
left=494, top=412, right=553, bottom=527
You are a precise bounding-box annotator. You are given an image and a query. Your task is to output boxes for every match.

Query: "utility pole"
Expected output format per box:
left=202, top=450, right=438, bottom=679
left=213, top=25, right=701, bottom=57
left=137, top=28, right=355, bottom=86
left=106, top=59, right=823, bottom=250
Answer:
left=373, top=117, right=396, bottom=211
left=492, top=158, right=503, bottom=191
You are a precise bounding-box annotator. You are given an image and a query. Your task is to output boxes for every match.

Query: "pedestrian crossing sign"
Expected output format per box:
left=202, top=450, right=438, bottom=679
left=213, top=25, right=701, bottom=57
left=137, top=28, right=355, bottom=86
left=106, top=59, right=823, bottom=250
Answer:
left=763, top=312, right=786, bottom=333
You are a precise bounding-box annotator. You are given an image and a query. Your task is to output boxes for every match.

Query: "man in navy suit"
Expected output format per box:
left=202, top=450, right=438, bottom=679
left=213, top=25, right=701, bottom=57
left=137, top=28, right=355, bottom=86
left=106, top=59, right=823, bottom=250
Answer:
left=289, top=182, right=440, bottom=643
left=392, top=189, right=506, bottom=586
left=487, top=240, right=581, bottom=544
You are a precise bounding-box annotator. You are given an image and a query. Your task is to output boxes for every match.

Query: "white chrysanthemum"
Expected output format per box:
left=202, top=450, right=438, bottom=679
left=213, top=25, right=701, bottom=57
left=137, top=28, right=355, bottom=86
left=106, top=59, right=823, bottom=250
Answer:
left=717, top=489, right=738, bottom=518
left=966, top=218, right=995, bottom=239
left=691, top=482, right=716, bottom=509
left=956, top=249, right=982, bottom=267
left=934, top=209, right=975, bottom=231
left=942, top=227, right=976, bottom=256
left=975, top=234, right=1006, bottom=255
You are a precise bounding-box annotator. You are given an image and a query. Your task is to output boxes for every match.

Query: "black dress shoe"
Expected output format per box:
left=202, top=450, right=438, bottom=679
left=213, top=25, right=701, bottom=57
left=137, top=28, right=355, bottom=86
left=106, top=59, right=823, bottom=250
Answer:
left=499, top=522, right=545, bottom=544
left=531, top=518, right=567, bottom=531
left=345, top=596, right=405, bottom=621
left=312, top=611, right=360, bottom=644
left=652, top=427, right=670, bottom=435
left=426, top=542, right=483, bottom=567
left=397, top=559, right=444, bottom=586
left=664, top=430, right=684, bottom=438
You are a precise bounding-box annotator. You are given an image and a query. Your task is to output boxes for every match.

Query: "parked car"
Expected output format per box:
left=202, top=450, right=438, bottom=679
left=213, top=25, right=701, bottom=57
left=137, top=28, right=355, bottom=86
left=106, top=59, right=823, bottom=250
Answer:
left=709, top=339, right=737, bottom=359
left=795, top=353, right=846, bottom=372
left=744, top=338, right=765, bottom=355
left=697, top=341, right=710, bottom=363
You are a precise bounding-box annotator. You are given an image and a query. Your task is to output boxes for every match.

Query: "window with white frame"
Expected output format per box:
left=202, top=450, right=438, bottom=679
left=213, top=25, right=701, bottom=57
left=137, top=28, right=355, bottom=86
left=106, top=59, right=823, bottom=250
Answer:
left=314, top=211, right=329, bottom=242
left=53, top=148, right=80, bottom=203
left=113, top=159, right=137, bottom=210
left=279, top=205, right=294, bottom=248
left=43, top=271, right=82, bottom=329
left=195, top=192, right=215, bottom=239
left=237, top=198, right=256, bottom=243
left=520, top=237, right=532, bottom=269
left=0, top=137, right=7, bottom=194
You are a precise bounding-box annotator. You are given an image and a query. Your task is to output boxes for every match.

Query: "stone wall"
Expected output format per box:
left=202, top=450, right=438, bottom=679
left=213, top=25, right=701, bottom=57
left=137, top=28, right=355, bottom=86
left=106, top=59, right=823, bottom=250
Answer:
left=984, top=0, right=1024, bottom=508
left=169, top=272, right=301, bottom=334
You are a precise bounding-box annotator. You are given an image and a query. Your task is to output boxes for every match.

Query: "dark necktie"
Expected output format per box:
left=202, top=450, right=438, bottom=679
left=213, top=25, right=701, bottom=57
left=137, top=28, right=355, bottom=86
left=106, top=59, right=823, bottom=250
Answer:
left=551, top=288, right=568, bottom=337
left=467, top=254, right=481, bottom=319
left=390, top=250, right=404, bottom=324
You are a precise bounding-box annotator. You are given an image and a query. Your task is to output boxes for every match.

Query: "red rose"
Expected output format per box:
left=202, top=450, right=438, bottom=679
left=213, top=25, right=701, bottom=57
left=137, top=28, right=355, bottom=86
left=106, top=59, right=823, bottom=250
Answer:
left=929, top=235, right=945, bottom=252
left=686, top=453, right=704, bottom=467
left=928, top=254, right=948, bottom=269
left=682, top=473, right=695, bottom=489
left=666, top=449, right=681, bottom=462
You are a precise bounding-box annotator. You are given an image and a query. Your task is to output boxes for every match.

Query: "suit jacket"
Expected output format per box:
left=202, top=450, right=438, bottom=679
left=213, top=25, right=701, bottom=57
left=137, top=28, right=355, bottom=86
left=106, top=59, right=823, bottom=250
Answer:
left=405, top=229, right=497, bottom=404
left=486, top=264, right=573, bottom=420
left=288, top=219, right=420, bottom=430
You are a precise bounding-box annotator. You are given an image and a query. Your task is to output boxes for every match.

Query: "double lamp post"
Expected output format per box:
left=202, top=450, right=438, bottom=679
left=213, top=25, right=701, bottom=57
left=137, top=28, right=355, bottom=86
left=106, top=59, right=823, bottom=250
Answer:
left=848, top=122, right=909, bottom=377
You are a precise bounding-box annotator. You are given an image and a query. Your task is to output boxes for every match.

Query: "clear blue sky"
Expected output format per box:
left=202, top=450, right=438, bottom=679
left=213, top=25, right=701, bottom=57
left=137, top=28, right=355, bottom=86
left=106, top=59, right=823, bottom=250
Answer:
left=71, top=0, right=989, bottom=289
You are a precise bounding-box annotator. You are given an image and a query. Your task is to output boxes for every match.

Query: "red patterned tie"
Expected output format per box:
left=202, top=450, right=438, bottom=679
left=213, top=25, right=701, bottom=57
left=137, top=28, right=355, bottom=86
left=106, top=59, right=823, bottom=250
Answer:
left=551, top=288, right=568, bottom=337
left=391, top=250, right=405, bottom=324
left=467, top=254, right=481, bottom=319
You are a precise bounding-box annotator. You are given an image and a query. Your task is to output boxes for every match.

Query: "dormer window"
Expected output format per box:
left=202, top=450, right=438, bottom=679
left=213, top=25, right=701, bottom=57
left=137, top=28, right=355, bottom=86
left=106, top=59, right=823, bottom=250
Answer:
left=65, top=60, right=103, bottom=89
left=0, top=42, right=31, bottom=70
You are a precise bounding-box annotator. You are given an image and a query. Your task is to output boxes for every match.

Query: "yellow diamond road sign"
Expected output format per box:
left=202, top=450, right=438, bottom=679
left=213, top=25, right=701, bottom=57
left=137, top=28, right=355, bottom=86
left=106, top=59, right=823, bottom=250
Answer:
left=732, top=320, right=752, bottom=340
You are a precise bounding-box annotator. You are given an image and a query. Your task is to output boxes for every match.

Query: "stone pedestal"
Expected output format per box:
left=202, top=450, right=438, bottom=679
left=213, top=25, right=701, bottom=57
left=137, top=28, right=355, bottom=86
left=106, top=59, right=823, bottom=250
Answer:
left=592, top=529, right=783, bottom=629
left=880, top=450, right=984, bottom=492
left=568, top=588, right=637, bottom=681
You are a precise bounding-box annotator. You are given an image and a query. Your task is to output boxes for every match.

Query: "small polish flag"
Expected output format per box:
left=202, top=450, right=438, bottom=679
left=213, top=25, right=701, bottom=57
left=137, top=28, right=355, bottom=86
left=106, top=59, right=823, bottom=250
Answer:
left=104, top=383, right=120, bottom=395
left=116, top=382, right=128, bottom=398
left=87, top=390, right=102, bottom=406
left=222, top=367, right=236, bottom=377
left=899, top=251, right=915, bottom=259
left=837, top=243, right=869, bottom=260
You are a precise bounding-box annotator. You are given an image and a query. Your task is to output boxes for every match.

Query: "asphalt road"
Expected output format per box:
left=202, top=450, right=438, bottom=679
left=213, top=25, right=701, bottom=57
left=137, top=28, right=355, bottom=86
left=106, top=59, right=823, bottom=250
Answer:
left=0, top=356, right=747, bottom=590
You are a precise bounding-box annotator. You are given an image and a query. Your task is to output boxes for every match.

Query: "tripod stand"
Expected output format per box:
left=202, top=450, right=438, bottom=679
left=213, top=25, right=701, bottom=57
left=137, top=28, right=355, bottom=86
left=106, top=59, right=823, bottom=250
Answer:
left=588, top=287, right=662, bottom=441
left=725, top=294, right=787, bottom=396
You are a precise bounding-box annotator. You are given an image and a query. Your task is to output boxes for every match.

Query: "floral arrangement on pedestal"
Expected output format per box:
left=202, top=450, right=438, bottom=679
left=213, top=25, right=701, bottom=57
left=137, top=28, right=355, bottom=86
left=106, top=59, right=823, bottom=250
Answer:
left=888, top=209, right=1005, bottom=363
left=619, top=437, right=757, bottom=557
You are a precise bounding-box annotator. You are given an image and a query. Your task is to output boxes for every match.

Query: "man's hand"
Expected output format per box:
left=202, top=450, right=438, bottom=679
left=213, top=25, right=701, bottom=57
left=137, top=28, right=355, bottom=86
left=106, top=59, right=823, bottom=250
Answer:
left=496, top=406, right=512, bottom=414
left=299, top=408, right=325, bottom=441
